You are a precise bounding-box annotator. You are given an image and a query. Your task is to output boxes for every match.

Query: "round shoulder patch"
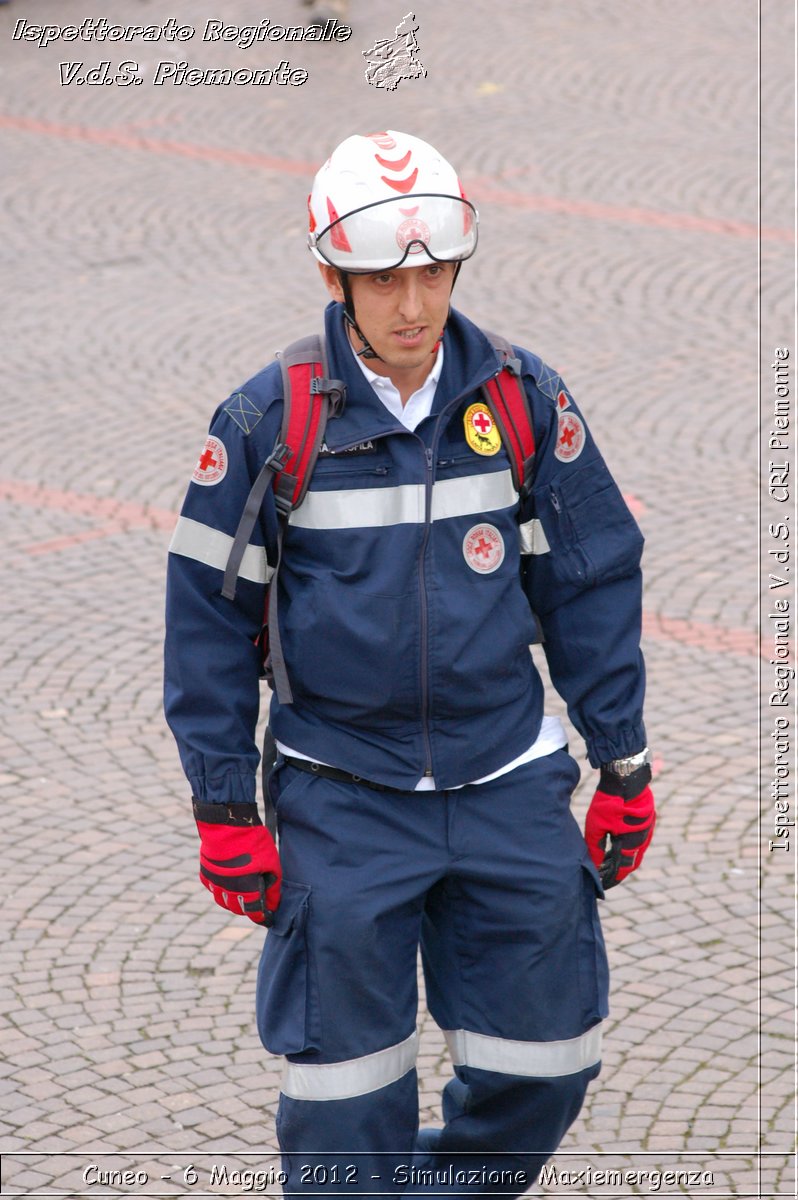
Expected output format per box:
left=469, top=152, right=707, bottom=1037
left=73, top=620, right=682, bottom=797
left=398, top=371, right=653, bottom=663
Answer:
left=463, top=523, right=505, bottom=574
left=464, top=403, right=502, bottom=456
left=554, top=412, right=585, bottom=462
left=192, top=435, right=228, bottom=486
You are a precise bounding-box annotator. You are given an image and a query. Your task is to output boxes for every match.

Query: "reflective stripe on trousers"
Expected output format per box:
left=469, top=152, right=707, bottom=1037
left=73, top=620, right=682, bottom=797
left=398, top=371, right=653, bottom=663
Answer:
left=279, top=1024, right=602, bottom=1102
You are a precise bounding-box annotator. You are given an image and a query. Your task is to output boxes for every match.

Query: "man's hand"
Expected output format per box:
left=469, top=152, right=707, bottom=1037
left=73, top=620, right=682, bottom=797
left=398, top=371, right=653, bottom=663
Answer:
left=584, top=765, right=656, bottom=889
left=193, top=799, right=282, bottom=925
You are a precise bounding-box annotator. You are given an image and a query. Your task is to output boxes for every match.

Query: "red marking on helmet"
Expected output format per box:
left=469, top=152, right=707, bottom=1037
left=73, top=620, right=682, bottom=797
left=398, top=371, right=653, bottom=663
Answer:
left=367, top=131, right=397, bottom=150
left=399, top=206, right=419, bottom=216
left=381, top=168, right=419, bottom=194
left=307, top=194, right=316, bottom=233
left=327, top=196, right=352, bottom=251
left=458, top=179, right=473, bottom=233
left=375, top=150, right=412, bottom=171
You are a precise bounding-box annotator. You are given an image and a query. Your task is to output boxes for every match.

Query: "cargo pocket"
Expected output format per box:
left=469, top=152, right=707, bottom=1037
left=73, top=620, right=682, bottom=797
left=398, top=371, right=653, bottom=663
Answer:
left=577, top=860, right=610, bottom=1028
left=256, top=881, right=318, bottom=1056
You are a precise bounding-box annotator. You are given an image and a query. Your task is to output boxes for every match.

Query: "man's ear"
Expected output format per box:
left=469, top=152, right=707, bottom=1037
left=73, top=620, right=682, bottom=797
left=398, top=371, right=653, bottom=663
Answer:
left=318, top=262, right=345, bottom=303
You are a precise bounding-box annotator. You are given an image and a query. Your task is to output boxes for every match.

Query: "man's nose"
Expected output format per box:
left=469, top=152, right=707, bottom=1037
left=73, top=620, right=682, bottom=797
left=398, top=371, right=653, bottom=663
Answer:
left=397, top=276, right=423, bottom=320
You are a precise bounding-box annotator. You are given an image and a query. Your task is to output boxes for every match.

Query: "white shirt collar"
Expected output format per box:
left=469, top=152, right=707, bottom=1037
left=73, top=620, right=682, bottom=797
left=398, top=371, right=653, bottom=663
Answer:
left=349, top=337, right=444, bottom=432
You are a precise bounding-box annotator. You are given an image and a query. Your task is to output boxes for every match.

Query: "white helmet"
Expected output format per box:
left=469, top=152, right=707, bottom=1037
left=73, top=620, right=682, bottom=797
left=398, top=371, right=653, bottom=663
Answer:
left=308, top=130, right=478, bottom=272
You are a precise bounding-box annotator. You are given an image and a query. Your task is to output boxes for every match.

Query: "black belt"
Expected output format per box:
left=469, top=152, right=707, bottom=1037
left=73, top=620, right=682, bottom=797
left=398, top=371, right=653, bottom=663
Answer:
left=282, top=755, right=411, bottom=795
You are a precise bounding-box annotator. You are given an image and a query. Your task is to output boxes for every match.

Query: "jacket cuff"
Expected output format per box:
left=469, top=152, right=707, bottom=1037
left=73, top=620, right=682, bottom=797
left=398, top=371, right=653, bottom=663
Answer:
left=585, top=724, right=647, bottom=769
left=188, top=771, right=257, bottom=806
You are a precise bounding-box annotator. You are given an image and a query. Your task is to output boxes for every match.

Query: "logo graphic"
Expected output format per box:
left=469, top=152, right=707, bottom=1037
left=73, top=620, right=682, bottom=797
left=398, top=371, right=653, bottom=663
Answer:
left=192, top=435, right=228, bottom=485
left=463, top=524, right=505, bottom=574
left=554, top=412, right=585, bottom=462
left=464, top=403, right=501, bottom=456
left=363, top=12, right=426, bottom=91
left=396, top=216, right=431, bottom=253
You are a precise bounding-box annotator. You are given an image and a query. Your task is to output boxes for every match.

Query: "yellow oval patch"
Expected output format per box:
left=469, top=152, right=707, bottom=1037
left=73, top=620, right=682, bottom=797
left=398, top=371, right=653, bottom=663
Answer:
left=464, top=403, right=501, bottom=456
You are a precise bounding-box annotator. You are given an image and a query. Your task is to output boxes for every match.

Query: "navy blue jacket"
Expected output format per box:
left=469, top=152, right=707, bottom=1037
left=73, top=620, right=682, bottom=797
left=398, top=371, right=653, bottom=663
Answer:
left=164, top=303, right=646, bottom=802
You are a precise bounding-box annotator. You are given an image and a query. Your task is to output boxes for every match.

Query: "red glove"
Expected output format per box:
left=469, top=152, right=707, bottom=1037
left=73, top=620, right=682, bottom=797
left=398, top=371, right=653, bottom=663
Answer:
left=584, top=766, right=656, bottom=889
left=193, top=799, right=282, bottom=925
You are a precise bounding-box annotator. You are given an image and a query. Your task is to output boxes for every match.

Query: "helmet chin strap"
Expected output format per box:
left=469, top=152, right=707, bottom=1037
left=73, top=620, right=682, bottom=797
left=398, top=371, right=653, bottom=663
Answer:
left=339, top=273, right=380, bottom=359
left=343, top=312, right=381, bottom=360
left=338, top=260, right=464, bottom=362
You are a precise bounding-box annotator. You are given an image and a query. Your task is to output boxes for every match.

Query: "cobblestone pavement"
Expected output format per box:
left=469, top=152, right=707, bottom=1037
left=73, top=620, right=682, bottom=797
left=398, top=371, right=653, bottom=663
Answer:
left=0, top=0, right=794, bottom=1196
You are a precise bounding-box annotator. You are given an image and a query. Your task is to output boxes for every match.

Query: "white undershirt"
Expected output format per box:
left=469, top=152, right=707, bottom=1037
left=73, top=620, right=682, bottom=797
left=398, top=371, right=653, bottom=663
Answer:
left=276, top=338, right=566, bottom=788
left=354, top=338, right=446, bottom=428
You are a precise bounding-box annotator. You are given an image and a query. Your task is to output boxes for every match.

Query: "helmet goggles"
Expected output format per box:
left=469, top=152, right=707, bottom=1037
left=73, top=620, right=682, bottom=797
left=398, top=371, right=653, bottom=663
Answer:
left=309, top=193, right=478, bottom=273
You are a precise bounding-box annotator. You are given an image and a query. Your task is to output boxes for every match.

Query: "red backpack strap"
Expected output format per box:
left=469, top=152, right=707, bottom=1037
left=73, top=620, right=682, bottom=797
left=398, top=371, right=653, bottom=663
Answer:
left=265, top=333, right=345, bottom=703
left=222, top=332, right=345, bottom=704
left=273, top=333, right=344, bottom=515
left=480, top=330, right=536, bottom=498
left=221, top=333, right=343, bottom=597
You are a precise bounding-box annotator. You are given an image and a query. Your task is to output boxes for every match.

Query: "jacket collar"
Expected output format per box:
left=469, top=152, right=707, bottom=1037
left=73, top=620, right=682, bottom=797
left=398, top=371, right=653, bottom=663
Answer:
left=321, top=302, right=500, bottom=450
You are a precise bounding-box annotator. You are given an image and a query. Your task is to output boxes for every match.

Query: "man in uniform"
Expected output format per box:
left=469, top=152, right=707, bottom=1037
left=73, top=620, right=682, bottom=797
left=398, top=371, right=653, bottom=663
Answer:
left=164, top=130, right=655, bottom=1195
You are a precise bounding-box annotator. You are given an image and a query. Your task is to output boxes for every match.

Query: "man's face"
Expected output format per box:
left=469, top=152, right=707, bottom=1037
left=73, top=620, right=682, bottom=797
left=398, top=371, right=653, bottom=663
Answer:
left=319, top=261, right=455, bottom=389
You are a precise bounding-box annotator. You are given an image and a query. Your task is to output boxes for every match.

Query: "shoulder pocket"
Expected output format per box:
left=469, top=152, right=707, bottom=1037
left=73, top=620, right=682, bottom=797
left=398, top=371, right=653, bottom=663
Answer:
left=533, top=459, right=643, bottom=590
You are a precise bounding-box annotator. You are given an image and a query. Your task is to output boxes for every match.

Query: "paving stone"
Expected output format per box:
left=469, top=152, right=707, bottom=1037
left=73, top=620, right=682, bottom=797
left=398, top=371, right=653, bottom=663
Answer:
left=0, top=0, right=790, bottom=1191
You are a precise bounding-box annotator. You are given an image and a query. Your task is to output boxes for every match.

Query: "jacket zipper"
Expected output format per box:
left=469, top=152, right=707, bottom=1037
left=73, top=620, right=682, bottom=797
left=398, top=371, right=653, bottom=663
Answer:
left=328, top=370, right=503, bottom=781
left=418, top=444, right=435, bottom=778
left=414, top=385, right=503, bottom=782
left=315, top=463, right=389, bottom=478
left=414, top=391, right=488, bottom=781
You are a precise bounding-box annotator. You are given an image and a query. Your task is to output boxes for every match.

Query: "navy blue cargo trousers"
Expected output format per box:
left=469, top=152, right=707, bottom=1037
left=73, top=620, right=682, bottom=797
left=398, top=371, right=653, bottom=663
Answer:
left=256, top=747, right=608, bottom=1197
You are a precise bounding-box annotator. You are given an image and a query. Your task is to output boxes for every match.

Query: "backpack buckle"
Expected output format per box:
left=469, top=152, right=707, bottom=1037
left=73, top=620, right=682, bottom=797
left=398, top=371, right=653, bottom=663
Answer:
left=265, top=441, right=292, bottom=471
left=310, top=375, right=346, bottom=416
left=273, top=484, right=295, bottom=517
left=266, top=443, right=295, bottom=516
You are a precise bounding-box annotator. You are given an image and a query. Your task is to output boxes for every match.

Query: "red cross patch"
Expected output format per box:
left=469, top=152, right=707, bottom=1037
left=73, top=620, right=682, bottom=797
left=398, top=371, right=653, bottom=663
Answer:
left=464, top=403, right=501, bottom=456
left=554, top=412, right=585, bottom=463
left=192, top=435, right=228, bottom=486
left=463, top=523, right=505, bottom=574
